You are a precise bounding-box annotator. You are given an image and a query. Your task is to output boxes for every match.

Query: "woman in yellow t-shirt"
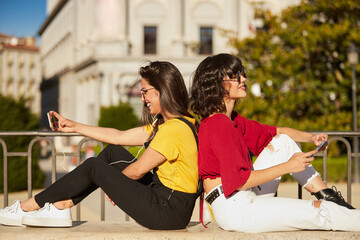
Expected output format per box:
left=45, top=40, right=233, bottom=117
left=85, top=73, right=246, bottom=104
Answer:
left=0, top=61, right=199, bottom=230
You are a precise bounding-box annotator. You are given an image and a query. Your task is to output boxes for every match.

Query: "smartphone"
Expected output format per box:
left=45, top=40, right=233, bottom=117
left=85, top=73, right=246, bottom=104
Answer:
left=47, top=112, right=58, bottom=129
left=308, top=140, right=327, bottom=158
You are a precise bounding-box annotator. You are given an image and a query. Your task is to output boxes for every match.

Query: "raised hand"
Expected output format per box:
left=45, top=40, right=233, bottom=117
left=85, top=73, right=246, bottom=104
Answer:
left=49, top=111, right=77, bottom=133
left=311, top=133, right=328, bottom=151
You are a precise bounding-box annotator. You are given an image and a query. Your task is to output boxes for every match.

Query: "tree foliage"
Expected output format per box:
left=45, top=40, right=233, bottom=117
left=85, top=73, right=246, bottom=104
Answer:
left=227, top=0, right=359, bottom=133
left=98, top=101, right=140, bottom=130
left=0, top=95, right=44, bottom=192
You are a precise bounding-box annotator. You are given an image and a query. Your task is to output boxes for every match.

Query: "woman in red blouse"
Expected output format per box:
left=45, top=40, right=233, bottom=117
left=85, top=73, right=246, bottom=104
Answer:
left=190, top=53, right=360, bottom=232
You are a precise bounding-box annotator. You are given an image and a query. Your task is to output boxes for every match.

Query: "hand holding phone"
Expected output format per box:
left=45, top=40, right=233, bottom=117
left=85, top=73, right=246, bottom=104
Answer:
left=47, top=111, right=58, bottom=129
left=308, top=140, right=327, bottom=158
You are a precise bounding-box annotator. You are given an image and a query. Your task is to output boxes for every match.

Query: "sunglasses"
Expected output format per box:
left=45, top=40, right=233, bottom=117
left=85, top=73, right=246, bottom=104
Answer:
left=224, top=66, right=247, bottom=84
left=140, top=87, right=155, bottom=96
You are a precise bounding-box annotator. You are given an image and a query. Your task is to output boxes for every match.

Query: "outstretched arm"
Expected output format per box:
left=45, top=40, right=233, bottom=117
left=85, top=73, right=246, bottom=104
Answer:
left=277, top=127, right=328, bottom=147
left=49, top=110, right=149, bottom=146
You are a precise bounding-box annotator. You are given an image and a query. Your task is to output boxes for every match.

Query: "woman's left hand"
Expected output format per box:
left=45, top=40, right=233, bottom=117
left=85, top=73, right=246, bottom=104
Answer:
left=311, top=134, right=328, bottom=150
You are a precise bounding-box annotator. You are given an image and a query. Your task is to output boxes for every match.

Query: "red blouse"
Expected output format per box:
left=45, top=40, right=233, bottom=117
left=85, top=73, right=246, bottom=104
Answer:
left=198, top=112, right=277, bottom=197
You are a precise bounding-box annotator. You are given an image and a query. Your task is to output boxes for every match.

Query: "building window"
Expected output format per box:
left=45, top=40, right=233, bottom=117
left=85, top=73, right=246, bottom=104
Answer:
left=199, top=27, right=213, bottom=55
left=144, top=26, right=157, bottom=54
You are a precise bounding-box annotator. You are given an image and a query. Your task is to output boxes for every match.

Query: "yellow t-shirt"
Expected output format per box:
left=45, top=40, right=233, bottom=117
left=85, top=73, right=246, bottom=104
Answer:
left=145, top=117, right=198, bottom=193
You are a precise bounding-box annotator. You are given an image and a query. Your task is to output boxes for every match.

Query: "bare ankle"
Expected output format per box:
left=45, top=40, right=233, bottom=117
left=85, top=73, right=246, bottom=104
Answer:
left=53, top=199, right=74, bottom=210
left=305, top=176, right=327, bottom=193
left=21, top=198, right=40, bottom=212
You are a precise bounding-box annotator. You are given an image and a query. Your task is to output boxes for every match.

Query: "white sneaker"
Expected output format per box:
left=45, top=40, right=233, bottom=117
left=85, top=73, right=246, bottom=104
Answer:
left=0, top=200, right=27, bottom=227
left=22, top=203, right=72, bottom=227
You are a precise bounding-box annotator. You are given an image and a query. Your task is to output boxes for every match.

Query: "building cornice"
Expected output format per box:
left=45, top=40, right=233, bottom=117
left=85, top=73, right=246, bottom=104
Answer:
left=38, top=0, right=69, bottom=36
left=2, top=43, right=39, bottom=52
left=73, top=58, right=97, bottom=72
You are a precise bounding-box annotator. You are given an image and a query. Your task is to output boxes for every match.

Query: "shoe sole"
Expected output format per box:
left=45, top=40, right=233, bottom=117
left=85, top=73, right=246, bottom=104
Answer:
left=0, top=217, right=22, bottom=227
left=22, top=216, right=72, bottom=228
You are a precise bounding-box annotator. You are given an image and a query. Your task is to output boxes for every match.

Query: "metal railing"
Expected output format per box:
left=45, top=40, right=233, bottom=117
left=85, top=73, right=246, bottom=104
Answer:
left=1, top=131, right=360, bottom=221
left=0, top=131, right=104, bottom=221
left=297, top=131, right=360, bottom=202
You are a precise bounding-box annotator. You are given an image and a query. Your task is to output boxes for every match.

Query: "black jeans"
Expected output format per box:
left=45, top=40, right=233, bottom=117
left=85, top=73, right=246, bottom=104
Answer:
left=35, top=144, right=198, bottom=230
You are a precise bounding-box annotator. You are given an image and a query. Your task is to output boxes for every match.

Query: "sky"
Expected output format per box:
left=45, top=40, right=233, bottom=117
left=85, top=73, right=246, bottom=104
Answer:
left=0, top=0, right=47, bottom=41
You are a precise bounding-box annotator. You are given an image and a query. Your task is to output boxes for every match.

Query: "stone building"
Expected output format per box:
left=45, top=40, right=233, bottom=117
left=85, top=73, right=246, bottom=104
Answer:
left=0, top=33, right=41, bottom=114
left=38, top=0, right=300, bottom=131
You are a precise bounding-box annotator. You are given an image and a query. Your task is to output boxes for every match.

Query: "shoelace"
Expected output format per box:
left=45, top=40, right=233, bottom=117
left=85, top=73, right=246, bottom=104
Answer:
left=37, top=203, right=51, bottom=213
left=331, top=186, right=346, bottom=202
left=2, top=201, right=20, bottom=214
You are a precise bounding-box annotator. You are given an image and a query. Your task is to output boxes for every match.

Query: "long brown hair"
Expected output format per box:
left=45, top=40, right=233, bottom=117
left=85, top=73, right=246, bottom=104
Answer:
left=140, top=61, right=192, bottom=134
left=190, top=53, right=243, bottom=119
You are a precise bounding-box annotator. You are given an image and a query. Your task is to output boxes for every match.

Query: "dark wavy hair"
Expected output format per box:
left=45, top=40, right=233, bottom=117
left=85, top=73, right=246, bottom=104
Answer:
left=140, top=61, right=192, bottom=131
left=190, top=53, right=244, bottom=119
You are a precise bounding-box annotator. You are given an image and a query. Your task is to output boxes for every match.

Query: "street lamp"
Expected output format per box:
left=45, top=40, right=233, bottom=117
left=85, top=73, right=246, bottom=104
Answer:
left=347, top=42, right=359, bottom=183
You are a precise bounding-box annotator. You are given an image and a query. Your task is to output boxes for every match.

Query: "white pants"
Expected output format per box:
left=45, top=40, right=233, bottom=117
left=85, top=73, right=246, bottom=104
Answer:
left=207, top=134, right=360, bottom=233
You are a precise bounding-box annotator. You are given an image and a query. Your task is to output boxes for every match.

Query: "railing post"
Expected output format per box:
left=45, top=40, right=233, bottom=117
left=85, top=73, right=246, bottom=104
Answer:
left=323, top=150, right=328, bottom=183
left=0, top=138, right=8, bottom=207
left=326, top=136, right=353, bottom=204
left=354, top=136, right=359, bottom=183
left=27, top=140, right=32, bottom=199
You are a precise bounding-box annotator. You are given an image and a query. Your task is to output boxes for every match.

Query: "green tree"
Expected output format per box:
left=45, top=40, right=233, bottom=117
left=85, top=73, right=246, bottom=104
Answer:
left=0, top=95, right=45, bottom=192
left=98, top=101, right=140, bottom=130
left=227, top=0, right=359, bottom=135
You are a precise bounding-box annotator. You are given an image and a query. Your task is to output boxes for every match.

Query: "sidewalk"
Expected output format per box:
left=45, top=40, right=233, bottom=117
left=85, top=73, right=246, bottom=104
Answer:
left=1, top=221, right=359, bottom=240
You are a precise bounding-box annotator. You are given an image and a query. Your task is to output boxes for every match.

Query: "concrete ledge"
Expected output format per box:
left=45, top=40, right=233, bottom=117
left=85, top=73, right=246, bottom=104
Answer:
left=1, top=221, right=359, bottom=240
